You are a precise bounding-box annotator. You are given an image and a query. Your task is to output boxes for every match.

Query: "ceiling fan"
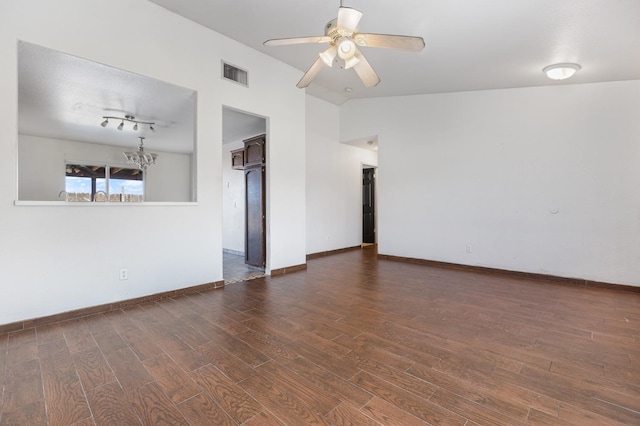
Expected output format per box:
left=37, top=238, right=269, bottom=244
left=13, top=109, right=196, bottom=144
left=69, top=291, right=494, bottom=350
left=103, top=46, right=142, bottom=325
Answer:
left=264, top=2, right=425, bottom=89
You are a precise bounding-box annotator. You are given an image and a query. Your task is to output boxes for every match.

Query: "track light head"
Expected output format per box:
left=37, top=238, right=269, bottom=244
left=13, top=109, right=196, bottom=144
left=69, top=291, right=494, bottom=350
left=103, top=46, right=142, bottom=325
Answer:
left=101, top=115, right=156, bottom=133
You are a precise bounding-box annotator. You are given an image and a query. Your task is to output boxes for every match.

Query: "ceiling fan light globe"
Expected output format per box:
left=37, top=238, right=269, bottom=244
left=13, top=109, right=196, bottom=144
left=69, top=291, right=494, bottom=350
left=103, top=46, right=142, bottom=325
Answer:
left=319, top=46, right=338, bottom=67
left=344, top=54, right=361, bottom=70
left=337, top=38, right=356, bottom=59
left=337, top=7, right=363, bottom=34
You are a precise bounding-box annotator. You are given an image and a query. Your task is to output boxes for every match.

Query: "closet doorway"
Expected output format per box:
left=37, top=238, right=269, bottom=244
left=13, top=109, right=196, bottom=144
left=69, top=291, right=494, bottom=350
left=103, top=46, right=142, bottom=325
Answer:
left=362, top=167, right=376, bottom=245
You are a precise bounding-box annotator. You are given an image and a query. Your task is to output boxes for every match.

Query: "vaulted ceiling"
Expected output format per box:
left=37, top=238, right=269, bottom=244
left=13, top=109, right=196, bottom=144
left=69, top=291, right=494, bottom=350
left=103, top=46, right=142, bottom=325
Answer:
left=148, top=0, right=640, bottom=104
left=17, top=1, right=640, bottom=152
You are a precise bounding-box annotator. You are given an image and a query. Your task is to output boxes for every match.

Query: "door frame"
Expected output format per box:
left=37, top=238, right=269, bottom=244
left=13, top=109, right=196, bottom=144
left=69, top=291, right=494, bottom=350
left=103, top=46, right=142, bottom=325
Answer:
left=221, top=106, right=270, bottom=274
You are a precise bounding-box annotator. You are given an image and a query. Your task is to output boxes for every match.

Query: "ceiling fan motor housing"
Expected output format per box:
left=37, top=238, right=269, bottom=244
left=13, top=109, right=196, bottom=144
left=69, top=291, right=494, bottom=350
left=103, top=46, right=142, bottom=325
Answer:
left=325, top=18, right=354, bottom=40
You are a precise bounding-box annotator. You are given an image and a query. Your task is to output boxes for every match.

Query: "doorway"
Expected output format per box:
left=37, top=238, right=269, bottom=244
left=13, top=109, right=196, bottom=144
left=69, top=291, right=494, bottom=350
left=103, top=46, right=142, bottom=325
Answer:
left=362, top=167, right=376, bottom=245
left=222, top=107, right=267, bottom=283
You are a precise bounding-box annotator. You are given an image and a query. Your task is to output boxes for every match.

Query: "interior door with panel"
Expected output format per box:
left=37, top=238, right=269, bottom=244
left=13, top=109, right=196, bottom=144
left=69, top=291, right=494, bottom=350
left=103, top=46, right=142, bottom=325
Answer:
left=362, top=168, right=376, bottom=244
left=245, top=165, right=266, bottom=268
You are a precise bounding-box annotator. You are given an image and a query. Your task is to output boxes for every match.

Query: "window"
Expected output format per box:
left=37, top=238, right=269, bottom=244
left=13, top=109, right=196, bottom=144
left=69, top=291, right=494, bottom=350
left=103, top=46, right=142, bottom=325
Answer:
left=65, top=163, right=143, bottom=202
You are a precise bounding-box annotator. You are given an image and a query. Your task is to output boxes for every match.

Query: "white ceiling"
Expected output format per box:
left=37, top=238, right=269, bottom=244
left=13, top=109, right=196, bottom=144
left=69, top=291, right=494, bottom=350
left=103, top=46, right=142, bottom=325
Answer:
left=222, top=108, right=266, bottom=145
left=17, top=1, right=640, bottom=153
left=19, top=42, right=197, bottom=154
left=148, top=0, right=640, bottom=105
left=18, top=42, right=267, bottom=153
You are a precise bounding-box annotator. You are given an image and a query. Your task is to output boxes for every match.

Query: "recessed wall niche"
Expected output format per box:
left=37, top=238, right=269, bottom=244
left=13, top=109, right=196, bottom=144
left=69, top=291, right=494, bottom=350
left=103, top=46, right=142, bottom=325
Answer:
left=17, top=41, right=197, bottom=202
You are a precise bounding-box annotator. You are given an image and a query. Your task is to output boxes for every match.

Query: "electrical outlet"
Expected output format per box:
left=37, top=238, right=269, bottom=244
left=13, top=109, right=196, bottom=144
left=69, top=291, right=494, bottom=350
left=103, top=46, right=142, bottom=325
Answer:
left=119, top=268, right=128, bottom=280
left=466, top=244, right=472, bottom=253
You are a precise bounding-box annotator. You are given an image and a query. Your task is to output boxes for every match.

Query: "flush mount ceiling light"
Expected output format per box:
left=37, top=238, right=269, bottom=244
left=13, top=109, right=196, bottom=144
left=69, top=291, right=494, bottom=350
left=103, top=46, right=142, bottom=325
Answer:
left=123, top=136, right=158, bottom=170
left=543, top=63, right=581, bottom=80
left=101, top=114, right=155, bottom=132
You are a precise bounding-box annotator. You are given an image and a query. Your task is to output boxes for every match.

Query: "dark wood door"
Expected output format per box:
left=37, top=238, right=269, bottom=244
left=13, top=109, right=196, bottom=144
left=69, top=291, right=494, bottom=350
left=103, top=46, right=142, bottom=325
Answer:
left=245, top=165, right=266, bottom=268
left=363, top=168, right=375, bottom=244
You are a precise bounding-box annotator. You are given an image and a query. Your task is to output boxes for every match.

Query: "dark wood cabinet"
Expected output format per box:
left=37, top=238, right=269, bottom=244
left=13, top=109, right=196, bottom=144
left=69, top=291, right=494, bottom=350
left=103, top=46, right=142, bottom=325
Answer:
left=229, top=134, right=265, bottom=170
left=231, top=148, right=245, bottom=170
left=244, top=135, right=265, bottom=167
left=230, top=134, right=266, bottom=268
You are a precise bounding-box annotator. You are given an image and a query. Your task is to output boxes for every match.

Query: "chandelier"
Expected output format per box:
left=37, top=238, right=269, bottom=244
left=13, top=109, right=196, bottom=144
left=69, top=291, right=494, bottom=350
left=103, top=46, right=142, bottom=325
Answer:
left=124, top=137, right=158, bottom=170
left=101, top=114, right=155, bottom=132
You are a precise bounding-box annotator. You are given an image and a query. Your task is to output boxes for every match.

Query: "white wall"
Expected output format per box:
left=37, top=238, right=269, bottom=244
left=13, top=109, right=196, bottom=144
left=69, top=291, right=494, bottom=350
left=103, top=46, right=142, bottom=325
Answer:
left=222, top=140, right=245, bottom=253
left=19, top=135, right=192, bottom=202
left=18, top=135, right=65, bottom=201
left=341, top=81, right=640, bottom=287
left=306, top=95, right=378, bottom=254
left=145, top=151, right=193, bottom=203
left=0, top=0, right=306, bottom=325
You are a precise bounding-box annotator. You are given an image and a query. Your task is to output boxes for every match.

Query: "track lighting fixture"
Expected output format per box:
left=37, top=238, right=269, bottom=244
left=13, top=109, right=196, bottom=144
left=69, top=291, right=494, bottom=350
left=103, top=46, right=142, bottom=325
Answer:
left=100, top=114, right=156, bottom=132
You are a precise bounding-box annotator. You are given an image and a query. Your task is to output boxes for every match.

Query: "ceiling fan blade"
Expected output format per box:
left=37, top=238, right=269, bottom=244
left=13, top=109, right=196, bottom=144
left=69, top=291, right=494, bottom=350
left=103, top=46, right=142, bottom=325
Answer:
left=354, top=33, right=425, bottom=52
left=264, top=36, right=332, bottom=46
left=297, top=57, right=325, bottom=88
left=337, top=7, right=363, bottom=34
left=353, top=51, right=380, bottom=88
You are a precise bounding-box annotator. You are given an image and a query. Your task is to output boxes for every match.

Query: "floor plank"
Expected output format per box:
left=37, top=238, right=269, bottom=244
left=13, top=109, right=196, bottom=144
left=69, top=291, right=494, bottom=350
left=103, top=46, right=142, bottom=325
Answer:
left=72, top=347, right=117, bottom=390
left=352, top=370, right=466, bottom=425
left=176, top=392, right=236, bottom=426
left=324, top=402, right=381, bottom=426
left=39, top=339, right=91, bottom=425
left=142, top=353, right=201, bottom=404
left=191, top=363, right=262, bottom=424
left=128, top=382, right=189, bottom=425
left=85, top=382, right=141, bottom=426
left=238, top=373, right=328, bottom=425
left=2, top=358, right=43, bottom=413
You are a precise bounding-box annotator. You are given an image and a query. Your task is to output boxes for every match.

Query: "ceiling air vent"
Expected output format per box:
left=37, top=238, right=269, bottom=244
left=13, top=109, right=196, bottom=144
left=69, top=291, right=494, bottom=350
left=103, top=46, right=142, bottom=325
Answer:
left=222, top=61, right=248, bottom=87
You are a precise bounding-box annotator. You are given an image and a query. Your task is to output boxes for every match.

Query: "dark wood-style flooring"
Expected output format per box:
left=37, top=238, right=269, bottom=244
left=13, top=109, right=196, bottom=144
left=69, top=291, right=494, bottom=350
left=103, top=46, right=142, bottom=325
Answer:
left=1, top=247, right=639, bottom=425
